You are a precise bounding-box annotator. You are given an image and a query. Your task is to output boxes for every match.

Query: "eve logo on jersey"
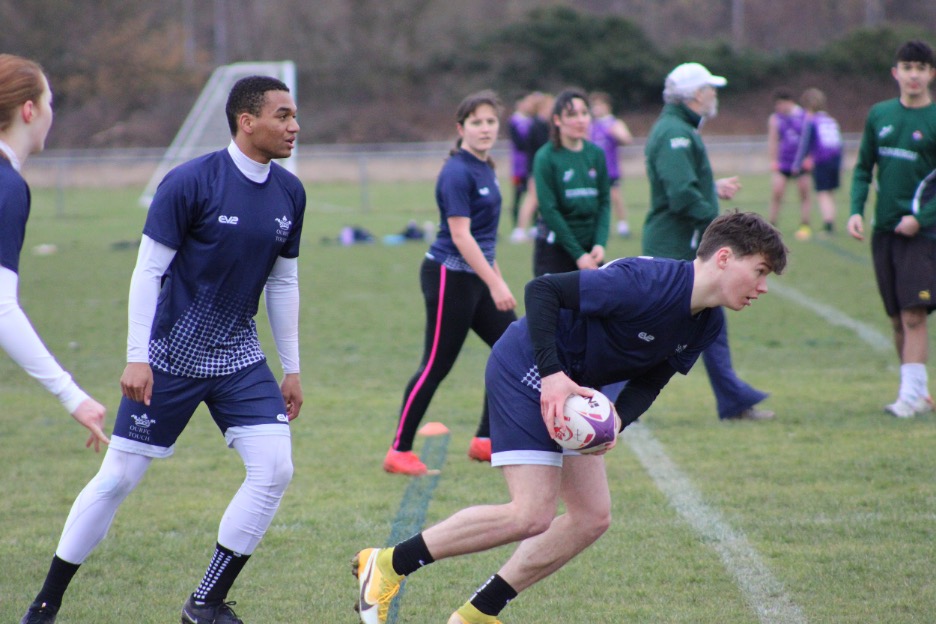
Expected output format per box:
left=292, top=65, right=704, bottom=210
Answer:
left=638, top=332, right=655, bottom=342
left=563, top=169, right=575, bottom=182
left=675, top=343, right=687, bottom=353
left=218, top=215, right=239, bottom=225
left=670, top=137, right=691, bottom=149
left=879, top=125, right=894, bottom=139
left=479, top=187, right=490, bottom=196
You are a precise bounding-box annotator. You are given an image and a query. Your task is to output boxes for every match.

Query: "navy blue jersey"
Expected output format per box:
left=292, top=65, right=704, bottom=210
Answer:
left=0, top=158, right=30, bottom=274
left=144, top=149, right=306, bottom=378
left=426, top=149, right=501, bottom=272
left=494, top=256, right=722, bottom=388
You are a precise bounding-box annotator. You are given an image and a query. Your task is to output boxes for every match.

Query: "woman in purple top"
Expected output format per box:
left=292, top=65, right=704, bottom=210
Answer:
left=792, top=88, right=843, bottom=235
left=589, top=91, right=634, bottom=237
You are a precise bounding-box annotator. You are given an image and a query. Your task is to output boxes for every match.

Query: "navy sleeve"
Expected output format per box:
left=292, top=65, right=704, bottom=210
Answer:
left=0, top=172, right=29, bottom=273
left=614, top=360, right=679, bottom=430
left=525, top=271, right=580, bottom=377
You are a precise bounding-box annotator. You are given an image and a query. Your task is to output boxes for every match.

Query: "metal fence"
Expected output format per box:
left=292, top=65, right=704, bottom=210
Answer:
left=23, top=135, right=862, bottom=208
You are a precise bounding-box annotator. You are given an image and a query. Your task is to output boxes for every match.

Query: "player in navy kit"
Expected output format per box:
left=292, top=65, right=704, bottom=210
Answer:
left=21, top=76, right=305, bottom=624
left=384, top=90, right=518, bottom=475
left=0, top=55, right=108, bottom=452
left=354, top=211, right=788, bottom=624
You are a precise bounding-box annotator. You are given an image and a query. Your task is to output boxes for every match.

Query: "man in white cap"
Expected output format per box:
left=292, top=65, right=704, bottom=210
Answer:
left=641, top=62, right=776, bottom=422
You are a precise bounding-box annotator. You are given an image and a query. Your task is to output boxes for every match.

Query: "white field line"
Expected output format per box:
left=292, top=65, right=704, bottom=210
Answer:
left=768, top=281, right=891, bottom=353
left=625, top=424, right=809, bottom=624
left=623, top=281, right=889, bottom=623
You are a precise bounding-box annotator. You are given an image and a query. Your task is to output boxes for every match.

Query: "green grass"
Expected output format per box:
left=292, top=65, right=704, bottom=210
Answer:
left=1, top=172, right=934, bottom=623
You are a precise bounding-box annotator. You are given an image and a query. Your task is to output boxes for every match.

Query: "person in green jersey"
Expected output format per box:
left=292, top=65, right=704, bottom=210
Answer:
left=530, top=88, right=611, bottom=276
left=641, top=62, right=775, bottom=422
left=848, top=40, right=936, bottom=418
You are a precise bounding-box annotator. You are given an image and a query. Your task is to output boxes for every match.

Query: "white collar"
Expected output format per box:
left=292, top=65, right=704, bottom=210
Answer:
left=227, top=140, right=270, bottom=183
left=0, top=140, right=22, bottom=172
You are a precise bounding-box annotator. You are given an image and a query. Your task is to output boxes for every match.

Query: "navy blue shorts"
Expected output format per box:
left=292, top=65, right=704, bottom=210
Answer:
left=812, top=156, right=841, bottom=192
left=486, top=350, right=567, bottom=468
left=110, top=360, right=290, bottom=458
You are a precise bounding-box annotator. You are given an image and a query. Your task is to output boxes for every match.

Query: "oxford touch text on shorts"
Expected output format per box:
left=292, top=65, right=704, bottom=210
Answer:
left=110, top=360, right=290, bottom=458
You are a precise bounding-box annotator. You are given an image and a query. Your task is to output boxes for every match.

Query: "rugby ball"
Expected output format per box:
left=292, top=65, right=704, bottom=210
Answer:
left=556, top=390, right=619, bottom=454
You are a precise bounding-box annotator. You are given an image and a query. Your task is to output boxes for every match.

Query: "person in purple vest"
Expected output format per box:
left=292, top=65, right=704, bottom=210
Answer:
left=791, top=88, right=843, bottom=236
left=508, top=93, right=536, bottom=228
left=767, top=90, right=813, bottom=240
left=589, top=91, right=634, bottom=238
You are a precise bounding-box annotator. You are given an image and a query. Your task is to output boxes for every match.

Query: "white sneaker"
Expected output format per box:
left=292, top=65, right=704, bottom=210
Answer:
left=617, top=221, right=631, bottom=238
left=885, top=400, right=916, bottom=418
left=912, top=395, right=934, bottom=414
left=885, top=395, right=934, bottom=418
left=510, top=227, right=528, bottom=243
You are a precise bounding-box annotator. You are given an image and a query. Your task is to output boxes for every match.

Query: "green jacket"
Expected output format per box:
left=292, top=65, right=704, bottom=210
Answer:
left=532, top=140, right=610, bottom=261
left=850, top=98, right=936, bottom=237
left=642, top=103, right=719, bottom=261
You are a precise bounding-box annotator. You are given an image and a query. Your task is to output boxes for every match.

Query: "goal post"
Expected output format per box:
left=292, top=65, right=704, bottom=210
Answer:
left=139, top=60, right=297, bottom=207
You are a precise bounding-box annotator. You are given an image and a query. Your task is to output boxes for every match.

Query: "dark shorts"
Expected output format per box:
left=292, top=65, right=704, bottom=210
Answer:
left=812, top=156, right=841, bottom=192
left=609, top=176, right=621, bottom=188
left=533, top=235, right=580, bottom=277
left=110, top=360, right=290, bottom=458
left=486, top=350, right=565, bottom=467
left=778, top=168, right=806, bottom=179
left=871, top=231, right=936, bottom=318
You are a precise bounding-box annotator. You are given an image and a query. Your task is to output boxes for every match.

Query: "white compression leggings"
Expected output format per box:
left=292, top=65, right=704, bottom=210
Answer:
left=56, top=435, right=293, bottom=564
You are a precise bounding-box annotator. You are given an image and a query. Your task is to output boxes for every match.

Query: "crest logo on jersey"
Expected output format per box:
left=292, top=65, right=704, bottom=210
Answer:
left=275, top=215, right=292, bottom=243
left=275, top=216, right=292, bottom=232
left=479, top=187, right=490, bottom=196
left=588, top=168, right=597, bottom=179
left=218, top=215, right=239, bottom=225
left=670, top=137, right=691, bottom=149
left=563, top=168, right=575, bottom=182
left=638, top=332, right=655, bottom=342
left=913, top=130, right=924, bottom=142
left=879, top=125, right=894, bottom=139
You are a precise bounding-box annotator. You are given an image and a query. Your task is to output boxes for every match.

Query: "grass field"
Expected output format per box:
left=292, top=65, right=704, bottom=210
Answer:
left=1, top=171, right=934, bottom=624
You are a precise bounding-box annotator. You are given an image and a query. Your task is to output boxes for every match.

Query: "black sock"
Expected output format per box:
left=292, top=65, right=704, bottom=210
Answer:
left=474, top=404, right=490, bottom=439
left=823, top=221, right=834, bottom=233
left=193, top=543, right=250, bottom=603
left=391, top=533, right=434, bottom=576
left=469, top=574, right=518, bottom=616
left=34, top=555, right=81, bottom=608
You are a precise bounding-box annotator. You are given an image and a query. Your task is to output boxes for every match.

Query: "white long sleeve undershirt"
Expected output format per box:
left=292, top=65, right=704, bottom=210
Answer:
left=0, top=266, right=88, bottom=413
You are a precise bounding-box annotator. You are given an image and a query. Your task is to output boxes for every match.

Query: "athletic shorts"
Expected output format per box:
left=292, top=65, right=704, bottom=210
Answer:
left=486, top=349, right=579, bottom=468
left=812, top=156, right=841, bottom=192
left=512, top=175, right=529, bottom=188
left=778, top=168, right=806, bottom=179
left=110, top=360, right=290, bottom=459
left=871, top=231, right=936, bottom=318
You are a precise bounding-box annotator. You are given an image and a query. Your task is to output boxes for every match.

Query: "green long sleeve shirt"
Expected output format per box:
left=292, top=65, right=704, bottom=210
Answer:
left=850, top=98, right=936, bottom=237
left=642, top=103, right=719, bottom=261
left=532, top=140, right=610, bottom=261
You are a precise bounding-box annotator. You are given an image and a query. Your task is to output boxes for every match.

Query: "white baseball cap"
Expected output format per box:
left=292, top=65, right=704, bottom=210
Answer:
left=664, top=62, right=727, bottom=97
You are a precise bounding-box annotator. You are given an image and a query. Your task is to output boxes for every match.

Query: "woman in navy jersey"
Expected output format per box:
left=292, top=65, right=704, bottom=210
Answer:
left=384, top=90, right=518, bottom=476
left=0, top=54, right=108, bottom=453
